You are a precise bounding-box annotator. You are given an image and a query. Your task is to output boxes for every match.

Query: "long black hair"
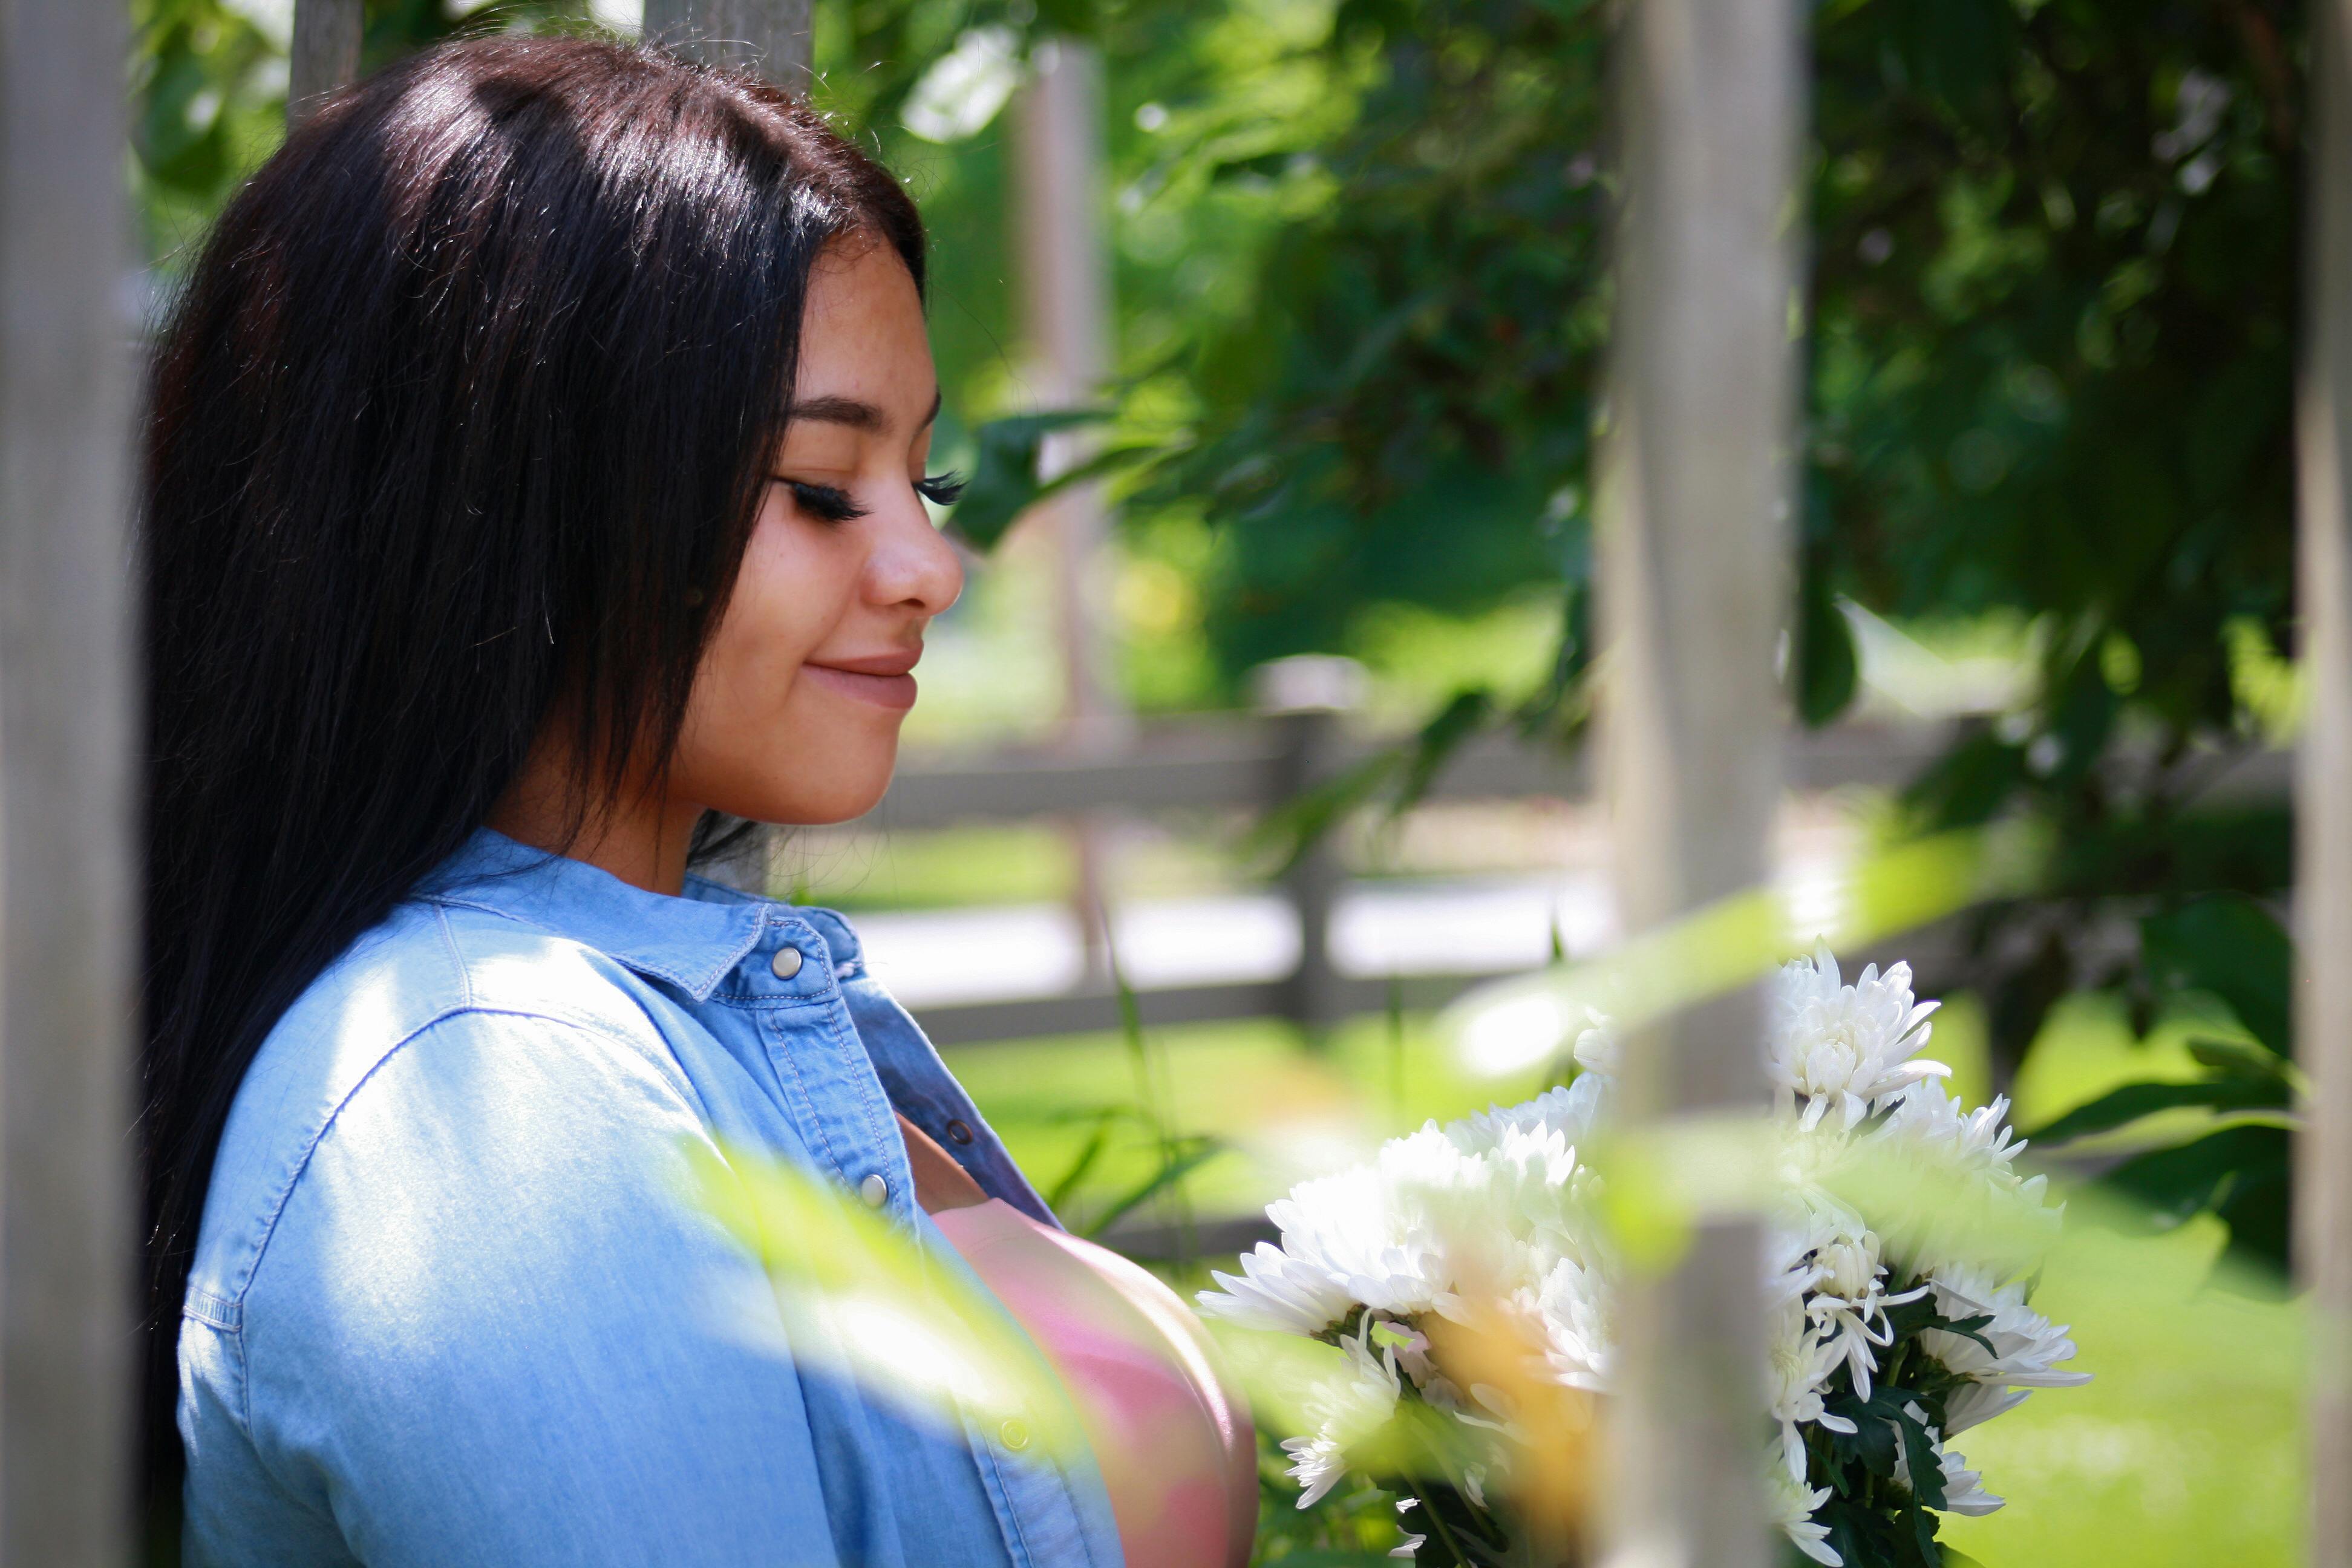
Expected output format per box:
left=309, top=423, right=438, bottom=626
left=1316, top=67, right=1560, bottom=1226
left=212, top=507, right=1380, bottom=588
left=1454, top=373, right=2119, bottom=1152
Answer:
left=139, top=33, right=924, bottom=1503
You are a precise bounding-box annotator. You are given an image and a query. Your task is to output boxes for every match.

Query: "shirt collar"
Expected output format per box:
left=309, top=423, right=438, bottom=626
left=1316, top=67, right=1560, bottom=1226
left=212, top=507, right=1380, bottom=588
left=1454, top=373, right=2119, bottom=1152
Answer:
left=416, top=828, right=773, bottom=1001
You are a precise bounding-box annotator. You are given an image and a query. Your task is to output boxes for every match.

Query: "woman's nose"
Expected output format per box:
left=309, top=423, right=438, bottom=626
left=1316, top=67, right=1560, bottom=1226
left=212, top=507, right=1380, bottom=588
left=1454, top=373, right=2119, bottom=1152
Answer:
left=867, top=490, right=964, bottom=616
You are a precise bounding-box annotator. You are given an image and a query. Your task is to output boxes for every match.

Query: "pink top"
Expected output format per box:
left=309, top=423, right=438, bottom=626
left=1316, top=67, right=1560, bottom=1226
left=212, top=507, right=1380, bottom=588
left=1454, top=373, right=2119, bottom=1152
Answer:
left=932, top=1200, right=1258, bottom=1568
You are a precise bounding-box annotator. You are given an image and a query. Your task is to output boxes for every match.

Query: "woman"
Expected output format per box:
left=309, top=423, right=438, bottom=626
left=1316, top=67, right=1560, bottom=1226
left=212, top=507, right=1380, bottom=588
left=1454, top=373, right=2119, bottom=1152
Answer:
left=143, top=36, right=1250, bottom=1568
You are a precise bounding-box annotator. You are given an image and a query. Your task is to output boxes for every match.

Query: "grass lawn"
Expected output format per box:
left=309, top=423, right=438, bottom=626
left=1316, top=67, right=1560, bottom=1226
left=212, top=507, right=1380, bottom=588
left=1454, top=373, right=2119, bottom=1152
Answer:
left=943, top=990, right=2304, bottom=1566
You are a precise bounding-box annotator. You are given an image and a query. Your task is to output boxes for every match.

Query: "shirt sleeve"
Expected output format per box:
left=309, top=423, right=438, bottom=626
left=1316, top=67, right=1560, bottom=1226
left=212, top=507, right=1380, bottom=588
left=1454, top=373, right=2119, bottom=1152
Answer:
left=227, top=1009, right=853, bottom=1568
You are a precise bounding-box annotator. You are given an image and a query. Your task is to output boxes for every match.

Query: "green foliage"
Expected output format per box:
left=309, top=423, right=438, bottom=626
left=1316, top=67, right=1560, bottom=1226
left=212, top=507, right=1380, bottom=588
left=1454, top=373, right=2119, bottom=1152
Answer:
left=1103, top=0, right=2307, bottom=1265
left=131, top=0, right=2310, bottom=1282
left=2137, top=893, right=2293, bottom=1056
left=1133, top=0, right=1608, bottom=678
left=1806, top=1289, right=2006, bottom=1568
left=942, top=408, right=1126, bottom=549
left=2025, top=893, right=2298, bottom=1272
left=132, top=1, right=616, bottom=262
left=1814, top=4, right=2304, bottom=1187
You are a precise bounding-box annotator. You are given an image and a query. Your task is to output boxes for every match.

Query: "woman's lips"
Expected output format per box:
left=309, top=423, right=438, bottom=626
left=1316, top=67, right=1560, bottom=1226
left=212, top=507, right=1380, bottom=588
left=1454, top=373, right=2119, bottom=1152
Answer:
left=803, top=651, right=921, bottom=711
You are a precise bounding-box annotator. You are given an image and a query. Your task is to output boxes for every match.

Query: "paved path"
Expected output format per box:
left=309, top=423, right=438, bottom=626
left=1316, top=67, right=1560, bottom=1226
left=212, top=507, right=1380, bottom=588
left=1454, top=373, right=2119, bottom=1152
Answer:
left=852, top=844, right=1865, bottom=1011
left=852, top=872, right=1622, bottom=1008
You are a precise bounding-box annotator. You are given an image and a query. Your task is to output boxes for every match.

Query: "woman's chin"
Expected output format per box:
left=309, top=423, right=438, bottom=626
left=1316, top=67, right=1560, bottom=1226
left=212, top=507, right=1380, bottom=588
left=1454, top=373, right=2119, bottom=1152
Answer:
left=721, top=758, right=899, bottom=828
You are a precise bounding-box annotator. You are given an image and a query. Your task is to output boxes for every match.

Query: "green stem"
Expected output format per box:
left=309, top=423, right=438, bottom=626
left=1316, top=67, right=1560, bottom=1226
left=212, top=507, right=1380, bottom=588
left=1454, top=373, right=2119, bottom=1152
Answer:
left=1410, top=1485, right=1473, bottom=1566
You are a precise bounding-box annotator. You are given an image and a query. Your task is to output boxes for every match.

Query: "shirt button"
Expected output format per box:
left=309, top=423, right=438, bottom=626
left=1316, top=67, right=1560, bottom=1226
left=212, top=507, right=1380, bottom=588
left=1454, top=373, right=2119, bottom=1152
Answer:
left=944, top=1119, right=974, bottom=1146
left=858, top=1173, right=888, bottom=1208
left=769, top=946, right=803, bottom=980
left=998, top=1417, right=1030, bottom=1452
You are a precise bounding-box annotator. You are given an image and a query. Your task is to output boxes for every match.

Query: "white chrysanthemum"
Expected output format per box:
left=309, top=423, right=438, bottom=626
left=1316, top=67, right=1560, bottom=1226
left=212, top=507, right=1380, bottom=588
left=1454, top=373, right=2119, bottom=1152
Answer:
left=1932, top=1444, right=2004, bottom=1517
left=1203, top=1094, right=1609, bottom=1352
left=1866, top=1084, right=2062, bottom=1281
left=1883, top=1085, right=2027, bottom=1178
left=1390, top=1496, right=1428, bottom=1560
left=1531, top=1253, right=1612, bottom=1392
left=1788, top=1198, right=1922, bottom=1403
left=1890, top=1404, right=2005, bottom=1518
left=1771, top=942, right=1949, bottom=1131
left=1923, top=1265, right=2091, bottom=1432
left=1765, top=1287, right=1856, bottom=1480
left=1209, top=1020, right=2080, bottom=1541
left=1452, top=1076, right=1607, bottom=1155
left=1766, top=1469, right=1842, bottom=1566
left=1282, top=1325, right=1403, bottom=1507
left=1198, top=1239, right=1359, bottom=1336
left=1571, top=1009, right=1620, bottom=1077
left=1201, top=1144, right=1459, bottom=1332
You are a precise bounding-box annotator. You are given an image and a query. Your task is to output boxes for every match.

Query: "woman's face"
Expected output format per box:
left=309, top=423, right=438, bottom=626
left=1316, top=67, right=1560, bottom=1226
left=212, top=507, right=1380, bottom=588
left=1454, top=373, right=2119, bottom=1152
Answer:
left=668, top=238, right=964, bottom=826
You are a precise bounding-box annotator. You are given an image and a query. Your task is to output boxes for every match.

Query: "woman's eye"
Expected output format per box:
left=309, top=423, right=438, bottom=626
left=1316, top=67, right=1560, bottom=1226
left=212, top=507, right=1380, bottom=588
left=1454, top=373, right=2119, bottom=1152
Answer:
left=915, top=471, right=966, bottom=507
left=780, top=479, right=870, bottom=523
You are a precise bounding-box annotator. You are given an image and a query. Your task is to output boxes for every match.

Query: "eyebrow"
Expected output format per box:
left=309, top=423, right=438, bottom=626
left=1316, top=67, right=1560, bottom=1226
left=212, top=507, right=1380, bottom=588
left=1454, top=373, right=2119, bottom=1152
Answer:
left=786, top=388, right=944, bottom=435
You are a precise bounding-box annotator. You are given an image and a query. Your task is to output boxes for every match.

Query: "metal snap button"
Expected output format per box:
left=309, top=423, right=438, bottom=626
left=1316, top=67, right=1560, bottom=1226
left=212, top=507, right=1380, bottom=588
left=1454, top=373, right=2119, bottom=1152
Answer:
left=944, top=1119, right=974, bottom=1146
left=769, top=946, right=803, bottom=980
left=858, top=1173, right=888, bottom=1208
left=998, top=1417, right=1030, bottom=1452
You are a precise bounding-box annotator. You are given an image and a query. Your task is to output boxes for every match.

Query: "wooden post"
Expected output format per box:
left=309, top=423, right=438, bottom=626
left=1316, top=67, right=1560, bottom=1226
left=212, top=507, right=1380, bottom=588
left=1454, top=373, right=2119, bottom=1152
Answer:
left=287, top=0, right=363, bottom=128
left=642, top=0, right=814, bottom=94
left=633, top=0, right=819, bottom=898
left=1013, top=38, right=1123, bottom=747
left=1253, top=658, right=1365, bottom=1034
left=2299, top=5, right=2352, bottom=1561
left=1012, top=38, right=1129, bottom=977
left=1592, top=0, right=1801, bottom=1563
left=0, top=0, right=138, bottom=1561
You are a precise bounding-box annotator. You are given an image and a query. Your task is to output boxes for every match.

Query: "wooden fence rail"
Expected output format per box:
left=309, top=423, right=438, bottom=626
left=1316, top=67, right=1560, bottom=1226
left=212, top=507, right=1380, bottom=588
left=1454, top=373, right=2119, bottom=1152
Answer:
left=863, top=711, right=1968, bottom=1046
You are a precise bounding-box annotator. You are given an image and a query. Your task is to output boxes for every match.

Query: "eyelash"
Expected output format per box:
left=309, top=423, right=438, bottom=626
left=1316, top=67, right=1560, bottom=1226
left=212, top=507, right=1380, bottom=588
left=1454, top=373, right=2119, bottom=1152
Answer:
left=776, top=472, right=966, bottom=523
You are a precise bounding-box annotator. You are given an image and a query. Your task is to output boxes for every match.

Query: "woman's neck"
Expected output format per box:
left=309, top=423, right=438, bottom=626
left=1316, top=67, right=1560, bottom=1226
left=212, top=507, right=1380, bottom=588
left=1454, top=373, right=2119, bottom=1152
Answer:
left=486, top=750, right=708, bottom=897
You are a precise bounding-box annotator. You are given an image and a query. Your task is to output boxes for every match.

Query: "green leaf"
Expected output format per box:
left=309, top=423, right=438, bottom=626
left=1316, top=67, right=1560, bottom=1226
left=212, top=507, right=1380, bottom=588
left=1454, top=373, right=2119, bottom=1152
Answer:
left=2140, top=895, right=2293, bottom=1057
left=1885, top=1294, right=1998, bottom=1359
left=2102, top=1124, right=2289, bottom=1226
left=1901, top=731, right=2027, bottom=831
left=1042, top=1108, right=1122, bottom=1212
left=2186, top=1036, right=2294, bottom=1080
left=1248, top=748, right=1405, bottom=877
left=1798, top=577, right=1860, bottom=727
left=1892, top=1404, right=1948, bottom=1511
left=2027, top=1074, right=2290, bottom=1145
left=941, top=410, right=1121, bottom=552
left=2215, top=1151, right=2293, bottom=1277
left=1392, top=688, right=1497, bottom=815
left=1082, top=1136, right=1227, bottom=1240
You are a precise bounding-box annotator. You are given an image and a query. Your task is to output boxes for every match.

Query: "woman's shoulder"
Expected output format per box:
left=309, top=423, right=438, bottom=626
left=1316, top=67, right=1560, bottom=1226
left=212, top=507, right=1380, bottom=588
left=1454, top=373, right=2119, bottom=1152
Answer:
left=187, top=895, right=708, bottom=1319
left=257, top=893, right=698, bottom=1120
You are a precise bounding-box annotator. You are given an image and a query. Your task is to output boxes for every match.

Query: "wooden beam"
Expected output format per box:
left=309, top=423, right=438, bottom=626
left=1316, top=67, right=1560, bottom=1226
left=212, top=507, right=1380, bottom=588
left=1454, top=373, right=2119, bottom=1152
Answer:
left=1011, top=38, right=1123, bottom=744
left=861, top=720, right=1952, bottom=831
left=0, top=0, right=138, bottom=1560
left=2300, top=5, right=2352, bottom=1561
left=642, top=0, right=814, bottom=94
left=287, top=0, right=363, bottom=128
left=1592, top=0, right=1802, bottom=1562
left=912, top=972, right=1485, bottom=1050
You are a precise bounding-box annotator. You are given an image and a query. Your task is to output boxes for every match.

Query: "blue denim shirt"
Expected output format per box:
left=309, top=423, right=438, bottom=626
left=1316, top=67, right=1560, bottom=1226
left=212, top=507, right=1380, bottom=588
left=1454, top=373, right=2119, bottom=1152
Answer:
left=179, top=828, right=1125, bottom=1568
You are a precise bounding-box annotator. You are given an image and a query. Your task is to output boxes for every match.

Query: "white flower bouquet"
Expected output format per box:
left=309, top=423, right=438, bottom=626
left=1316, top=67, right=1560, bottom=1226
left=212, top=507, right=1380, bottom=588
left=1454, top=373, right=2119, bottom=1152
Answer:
left=1200, top=945, right=2087, bottom=1568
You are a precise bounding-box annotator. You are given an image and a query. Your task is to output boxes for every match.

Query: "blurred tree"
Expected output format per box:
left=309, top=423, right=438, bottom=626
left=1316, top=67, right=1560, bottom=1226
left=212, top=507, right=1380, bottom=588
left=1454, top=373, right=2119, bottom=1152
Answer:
left=131, top=1, right=603, bottom=261
left=131, top=0, right=2309, bottom=1270
left=1802, top=0, right=2302, bottom=1279
left=1071, top=0, right=2307, bottom=1270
